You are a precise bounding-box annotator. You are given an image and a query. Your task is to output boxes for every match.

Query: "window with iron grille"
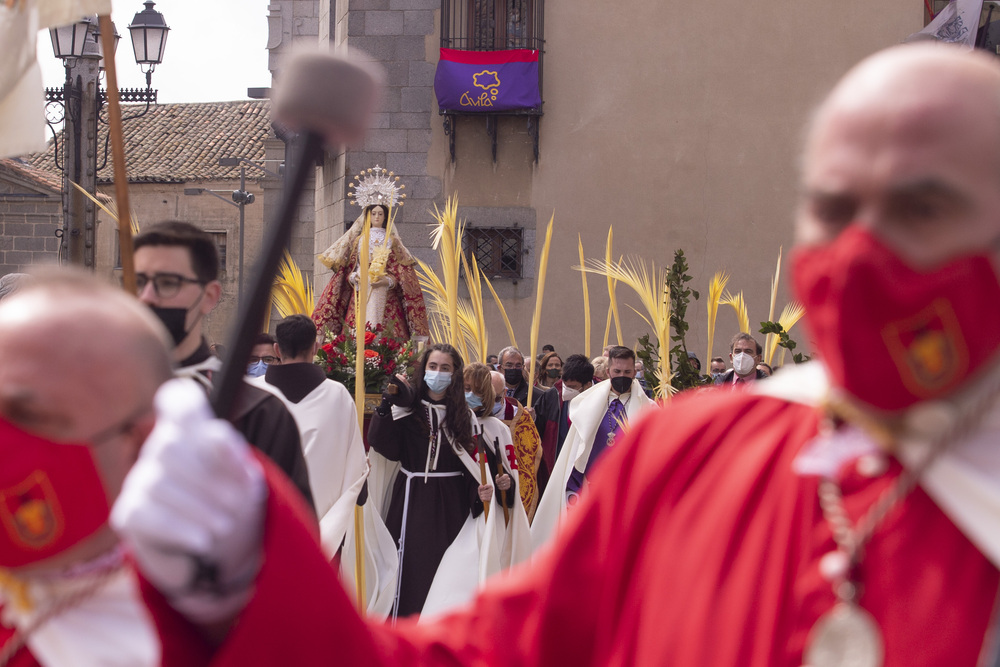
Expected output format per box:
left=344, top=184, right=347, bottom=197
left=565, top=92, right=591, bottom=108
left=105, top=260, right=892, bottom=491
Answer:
left=442, top=0, right=543, bottom=52
left=463, top=227, right=522, bottom=278
left=206, top=231, right=228, bottom=279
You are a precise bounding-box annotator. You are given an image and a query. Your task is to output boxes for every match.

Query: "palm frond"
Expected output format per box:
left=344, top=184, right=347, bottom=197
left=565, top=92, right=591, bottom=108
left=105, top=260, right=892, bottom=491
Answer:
left=705, top=270, right=730, bottom=366
left=605, top=227, right=623, bottom=345
left=526, top=213, right=555, bottom=408
left=720, top=290, right=750, bottom=335
left=766, top=301, right=807, bottom=366
left=426, top=196, right=466, bottom=360
left=270, top=250, right=315, bottom=319
left=465, top=252, right=489, bottom=363
left=580, top=256, right=672, bottom=400
left=765, top=247, right=783, bottom=368
left=482, top=272, right=518, bottom=350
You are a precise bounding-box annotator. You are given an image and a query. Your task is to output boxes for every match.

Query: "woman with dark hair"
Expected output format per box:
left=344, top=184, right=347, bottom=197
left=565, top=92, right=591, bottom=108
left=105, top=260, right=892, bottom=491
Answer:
left=312, top=201, right=429, bottom=341
left=368, top=343, right=494, bottom=618
left=415, top=362, right=532, bottom=616
left=535, top=351, right=563, bottom=389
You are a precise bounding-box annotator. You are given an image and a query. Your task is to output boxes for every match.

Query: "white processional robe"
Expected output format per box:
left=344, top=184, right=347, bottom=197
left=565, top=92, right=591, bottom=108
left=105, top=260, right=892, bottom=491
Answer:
left=251, top=376, right=398, bottom=617
left=367, top=405, right=532, bottom=621
left=530, top=379, right=657, bottom=552
left=418, top=414, right=532, bottom=621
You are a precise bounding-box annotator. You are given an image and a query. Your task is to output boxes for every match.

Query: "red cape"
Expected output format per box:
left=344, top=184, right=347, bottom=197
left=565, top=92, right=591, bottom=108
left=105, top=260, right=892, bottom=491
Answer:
left=144, top=391, right=999, bottom=666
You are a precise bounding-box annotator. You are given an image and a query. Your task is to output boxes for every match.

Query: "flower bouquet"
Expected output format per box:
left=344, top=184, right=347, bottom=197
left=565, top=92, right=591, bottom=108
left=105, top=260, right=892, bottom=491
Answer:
left=316, top=322, right=417, bottom=393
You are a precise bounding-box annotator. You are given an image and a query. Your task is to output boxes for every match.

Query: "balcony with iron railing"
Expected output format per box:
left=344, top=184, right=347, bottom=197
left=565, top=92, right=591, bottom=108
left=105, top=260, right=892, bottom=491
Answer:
left=438, top=0, right=544, bottom=161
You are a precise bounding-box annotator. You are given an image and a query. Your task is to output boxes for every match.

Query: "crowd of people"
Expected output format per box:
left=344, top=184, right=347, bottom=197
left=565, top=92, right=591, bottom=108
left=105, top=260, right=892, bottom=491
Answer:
left=3, top=42, right=1000, bottom=666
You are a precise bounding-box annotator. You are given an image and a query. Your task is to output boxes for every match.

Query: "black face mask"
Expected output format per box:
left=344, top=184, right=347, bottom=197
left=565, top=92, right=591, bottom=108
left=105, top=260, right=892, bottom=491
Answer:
left=610, top=376, right=632, bottom=394
left=149, top=306, right=190, bottom=347
left=504, top=368, right=522, bottom=386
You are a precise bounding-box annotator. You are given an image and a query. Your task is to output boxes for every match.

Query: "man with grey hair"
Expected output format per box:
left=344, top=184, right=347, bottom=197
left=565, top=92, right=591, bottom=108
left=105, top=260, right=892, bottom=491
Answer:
left=113, top=43, right=1000, bottom=664
left=0, top=271, right=204, bottom=664
left=497, top=345, right=550, bottom=419
left=496, top=345, right=532, bottom=406
left=714, top=331, right=767, bottom=387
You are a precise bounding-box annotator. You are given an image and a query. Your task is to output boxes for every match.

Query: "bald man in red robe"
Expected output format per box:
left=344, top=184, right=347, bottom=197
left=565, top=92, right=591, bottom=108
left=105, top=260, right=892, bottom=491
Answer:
left=117, top=43, right=1000, bottom=666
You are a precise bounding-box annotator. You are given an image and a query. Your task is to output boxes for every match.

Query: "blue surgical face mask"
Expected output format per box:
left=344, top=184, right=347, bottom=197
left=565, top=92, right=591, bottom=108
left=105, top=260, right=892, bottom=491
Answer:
left=247, top=360, right=268, bottom=377
left=711, top=372, right=724, bottom=381
left=465, top=391, right=483, bottom=409
left=424, top=370, right=452, bottom=394
left=492, top=399, right=503, bottom=416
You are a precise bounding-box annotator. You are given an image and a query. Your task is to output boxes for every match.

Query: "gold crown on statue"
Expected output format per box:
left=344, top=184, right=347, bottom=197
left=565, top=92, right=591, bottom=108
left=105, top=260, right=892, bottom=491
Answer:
left=347, top=165, right=406, bottom=209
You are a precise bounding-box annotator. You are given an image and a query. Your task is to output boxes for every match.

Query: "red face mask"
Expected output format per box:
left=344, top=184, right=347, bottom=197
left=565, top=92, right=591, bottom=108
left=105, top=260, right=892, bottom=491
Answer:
left=0, top=416, right=111, bottom=568
left=792, top=226, right=1000, bottom=412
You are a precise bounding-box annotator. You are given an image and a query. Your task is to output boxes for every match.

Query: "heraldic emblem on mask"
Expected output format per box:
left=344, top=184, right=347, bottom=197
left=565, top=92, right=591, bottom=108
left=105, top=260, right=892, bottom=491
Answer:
left=882, top=298, right=968, bottom=398
left=0, top=472, right=62, bottom=550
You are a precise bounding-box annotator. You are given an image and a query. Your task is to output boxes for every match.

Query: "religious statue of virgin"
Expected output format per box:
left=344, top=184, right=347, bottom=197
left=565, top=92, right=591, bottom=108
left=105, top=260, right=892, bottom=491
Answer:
left=312, top=166, right=429, bottom=342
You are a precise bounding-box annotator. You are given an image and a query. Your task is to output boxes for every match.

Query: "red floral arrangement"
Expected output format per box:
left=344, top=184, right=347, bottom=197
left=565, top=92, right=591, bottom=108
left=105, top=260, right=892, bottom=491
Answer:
left=315, top=322, right=416, bottom=393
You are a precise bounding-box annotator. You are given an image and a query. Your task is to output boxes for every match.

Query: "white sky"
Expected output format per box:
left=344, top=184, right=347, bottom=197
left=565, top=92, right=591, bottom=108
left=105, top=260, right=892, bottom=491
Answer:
left=38, top=0, right=270, bottom=104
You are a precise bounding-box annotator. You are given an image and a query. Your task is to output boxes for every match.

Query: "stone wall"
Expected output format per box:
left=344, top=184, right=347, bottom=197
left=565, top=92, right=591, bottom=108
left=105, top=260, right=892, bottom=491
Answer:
left=0, top=165, right=61, bottom=275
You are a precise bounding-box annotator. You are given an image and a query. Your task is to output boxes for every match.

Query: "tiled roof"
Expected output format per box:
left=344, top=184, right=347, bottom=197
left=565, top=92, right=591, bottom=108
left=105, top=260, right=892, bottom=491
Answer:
left=0, top=157, right=61, bottom=191
left=26, top=100, right=271, bottom=184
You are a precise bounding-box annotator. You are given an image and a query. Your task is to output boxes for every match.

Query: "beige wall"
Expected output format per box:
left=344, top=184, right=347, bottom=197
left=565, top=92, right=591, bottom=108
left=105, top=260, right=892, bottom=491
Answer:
left=420, top=0, right=922, bottom=365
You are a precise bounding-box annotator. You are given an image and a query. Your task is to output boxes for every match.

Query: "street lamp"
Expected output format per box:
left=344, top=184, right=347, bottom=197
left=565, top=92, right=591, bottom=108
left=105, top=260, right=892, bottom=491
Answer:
left=184, top=169, right=257, bottom=310
left=128, top=1, right=170, bottom=89
left=44, top=3, right=169, bottom=269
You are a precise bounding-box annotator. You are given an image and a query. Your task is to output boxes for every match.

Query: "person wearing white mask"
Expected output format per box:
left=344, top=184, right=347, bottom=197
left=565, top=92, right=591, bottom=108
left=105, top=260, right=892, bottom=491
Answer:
left=714, top=333, right=767, bottom=388
left=367, top=343, right=492, bottom=619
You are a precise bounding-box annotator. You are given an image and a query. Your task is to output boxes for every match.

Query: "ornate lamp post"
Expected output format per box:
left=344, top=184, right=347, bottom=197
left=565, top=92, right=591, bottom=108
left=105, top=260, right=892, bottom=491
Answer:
left=45, top=3, right=169, bottom=269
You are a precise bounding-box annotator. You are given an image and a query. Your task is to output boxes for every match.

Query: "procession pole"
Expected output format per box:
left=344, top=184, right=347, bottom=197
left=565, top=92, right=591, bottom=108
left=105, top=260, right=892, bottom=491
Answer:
left=97, top=15, right=136, bottom=293
left=353, top=213, right=371, bottom=613
left=478, top=443, right=490, bottom=522
left=496, top=438, right=509, bottom=525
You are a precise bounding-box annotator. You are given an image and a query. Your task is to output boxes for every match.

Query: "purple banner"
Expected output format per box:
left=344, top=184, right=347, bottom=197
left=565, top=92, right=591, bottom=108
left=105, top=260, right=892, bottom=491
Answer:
left=434, top=48, right=541, bottom=112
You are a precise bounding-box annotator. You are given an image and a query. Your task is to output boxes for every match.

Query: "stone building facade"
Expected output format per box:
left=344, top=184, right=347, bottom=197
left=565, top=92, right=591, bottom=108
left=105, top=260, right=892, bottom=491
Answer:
left=0, top=160, right=62, bottom=274
left=256, top=0, right=922, bottom=362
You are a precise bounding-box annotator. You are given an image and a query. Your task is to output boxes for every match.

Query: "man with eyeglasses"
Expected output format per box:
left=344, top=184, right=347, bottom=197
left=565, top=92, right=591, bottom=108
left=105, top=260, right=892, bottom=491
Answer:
left=248, top=333, right=280, bottom=378
left=133, top=221, right=313, bottom=510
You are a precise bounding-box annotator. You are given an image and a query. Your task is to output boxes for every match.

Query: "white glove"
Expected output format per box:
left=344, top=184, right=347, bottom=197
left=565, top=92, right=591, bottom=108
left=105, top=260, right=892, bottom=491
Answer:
left=110, top=378, right=267, bottom=624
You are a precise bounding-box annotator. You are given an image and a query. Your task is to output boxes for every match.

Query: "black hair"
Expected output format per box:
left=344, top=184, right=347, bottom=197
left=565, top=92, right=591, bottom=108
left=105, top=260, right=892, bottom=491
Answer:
left=134, top=221, right=220, bottom=282
left=275, top=314, right=317, bottom=359
left=414, top=343, right=474, bottom=454
left=561, top=354, right=595, bottom=385
left=254, top=332, right=276, bottom=346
